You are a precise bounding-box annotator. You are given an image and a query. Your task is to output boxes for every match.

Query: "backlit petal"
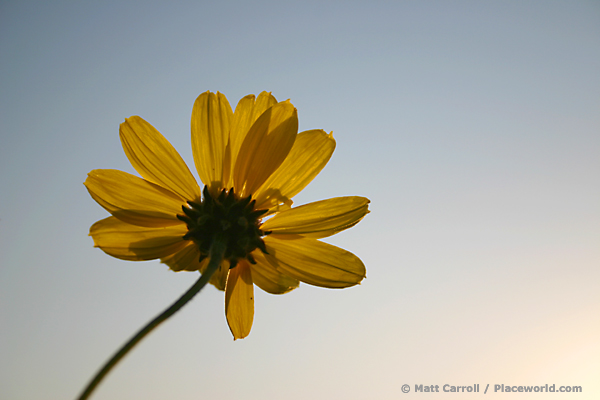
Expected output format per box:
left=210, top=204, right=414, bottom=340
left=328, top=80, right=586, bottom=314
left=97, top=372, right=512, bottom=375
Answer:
left=250, top=250, right=299, bottom=294
left=264, top=235, right=366, bottom=288
left=191, top=91, right=233, bottom=193
left=208, top=259, right=231, bottom=291
left=233, top=101, right=298, bottom=198
left=254, top=129, right=335, bottom=211
left=261, top=196, right=370, bottom=239
left=225, top=261, right=254, bottom=340
left=120, top=116, right=200, bottom=201
left=226, top=92, right=278, bottom=188
left=160, top=243, right=230, bottom=290
left=160, top=242, right=202, bottom=271
left=90, top=216, right=187, bottom=261
left=85, top=169, right=186, bottom=227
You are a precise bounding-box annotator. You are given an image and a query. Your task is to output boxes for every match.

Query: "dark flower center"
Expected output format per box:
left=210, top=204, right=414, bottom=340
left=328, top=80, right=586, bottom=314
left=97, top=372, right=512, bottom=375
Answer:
left=177, top=186, right=269, bottom=268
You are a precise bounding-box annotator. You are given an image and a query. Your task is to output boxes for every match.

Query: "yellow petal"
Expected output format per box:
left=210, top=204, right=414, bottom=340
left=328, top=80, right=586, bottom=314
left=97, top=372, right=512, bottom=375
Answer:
left=120, top=116, right=200, bottom=201
left=261, top=196, right=370, bottom=239
left=90, top=216, right=188, bottom=261
left=225, top=261, right=254, bottom=340
left=254, top=129, right=335, bottom=211
left=160, top=241, right=202, bottom=271
left=191, top=91, right=233, bottom=193
left=264, top=236, right=366, bottom=288
left=250, top=250, right=299, bottom=294
left=226, top=92, right=278, bottom=188
left=233, top=101, right=298, bottom=198
left=208, top=259, right=232, bottom=291
left=160, top=243, right=231, bottom=290
left=85, top=169, right=187, bottom=227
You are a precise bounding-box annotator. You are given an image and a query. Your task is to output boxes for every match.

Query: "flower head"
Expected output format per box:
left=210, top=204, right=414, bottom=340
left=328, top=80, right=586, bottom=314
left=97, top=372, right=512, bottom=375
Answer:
left=85, top=91, right=369, bottom=339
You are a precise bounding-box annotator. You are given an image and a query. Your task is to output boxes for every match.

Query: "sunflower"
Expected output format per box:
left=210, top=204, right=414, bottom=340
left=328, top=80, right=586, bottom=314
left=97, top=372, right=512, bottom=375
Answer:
left=85, top=91, right=369, bottom=339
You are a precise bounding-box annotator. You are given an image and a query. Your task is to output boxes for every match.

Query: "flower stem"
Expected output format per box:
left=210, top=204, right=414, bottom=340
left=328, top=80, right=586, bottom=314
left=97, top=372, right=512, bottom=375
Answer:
left=76, top=238, right=226, bottom=400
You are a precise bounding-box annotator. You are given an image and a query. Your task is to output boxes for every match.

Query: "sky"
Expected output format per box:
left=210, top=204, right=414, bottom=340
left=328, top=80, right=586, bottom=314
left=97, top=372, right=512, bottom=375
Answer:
left=1, top=1, right=599, bottom=399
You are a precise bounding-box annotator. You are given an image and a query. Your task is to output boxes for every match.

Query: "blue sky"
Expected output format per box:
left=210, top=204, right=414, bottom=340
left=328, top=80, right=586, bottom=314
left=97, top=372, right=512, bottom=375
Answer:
left=1, top=1, right=599, bottom=399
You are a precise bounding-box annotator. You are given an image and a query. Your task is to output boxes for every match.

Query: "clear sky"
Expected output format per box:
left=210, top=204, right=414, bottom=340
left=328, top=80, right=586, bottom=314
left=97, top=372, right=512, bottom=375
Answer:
left=1, top=1, right=599, bottom=399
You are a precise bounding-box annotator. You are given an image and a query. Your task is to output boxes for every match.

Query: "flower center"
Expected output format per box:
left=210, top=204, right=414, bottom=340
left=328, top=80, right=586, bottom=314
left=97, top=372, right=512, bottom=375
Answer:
left=177, top=186, right=269, bottom=268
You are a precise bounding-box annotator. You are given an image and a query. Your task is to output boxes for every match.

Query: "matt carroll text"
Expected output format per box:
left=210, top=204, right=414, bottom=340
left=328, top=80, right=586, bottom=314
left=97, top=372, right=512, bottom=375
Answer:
left=415, top=384, right=481, bottom=393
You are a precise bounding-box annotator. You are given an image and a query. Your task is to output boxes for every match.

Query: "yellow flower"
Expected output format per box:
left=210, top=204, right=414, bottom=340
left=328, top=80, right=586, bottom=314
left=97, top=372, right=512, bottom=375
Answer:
left=85, top=91, right=369, bottom=339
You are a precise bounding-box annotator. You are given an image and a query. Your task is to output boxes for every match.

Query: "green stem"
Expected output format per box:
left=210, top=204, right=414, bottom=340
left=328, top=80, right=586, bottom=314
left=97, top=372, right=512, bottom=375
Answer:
left=76, top=239, right=226, bottom=400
